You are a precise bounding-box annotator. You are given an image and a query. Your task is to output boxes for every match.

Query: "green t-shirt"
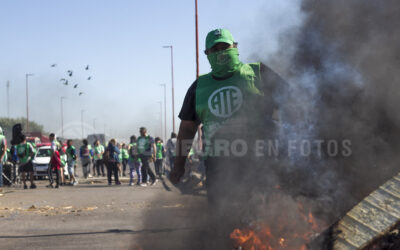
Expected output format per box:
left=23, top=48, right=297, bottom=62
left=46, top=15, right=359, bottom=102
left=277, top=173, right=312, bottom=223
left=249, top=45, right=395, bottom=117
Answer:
left=118, top=150, right=122, bottom=161
left=137, top=135, right=153, bottom=155
left=16, top=142, right=36, bottom=164
left=195, top=63, right=263, bottom=156
left=122, top=148, right=129, bottom=160
left=156, top=142, right=164, bottom=159
left=66, top=145, right=76, bottom=161
left=93, top=145, right=104, bottom=160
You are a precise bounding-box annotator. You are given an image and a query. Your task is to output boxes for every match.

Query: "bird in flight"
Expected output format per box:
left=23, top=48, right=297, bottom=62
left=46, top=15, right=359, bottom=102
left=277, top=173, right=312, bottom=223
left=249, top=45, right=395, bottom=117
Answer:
left=60, top=78, right=66, bottom=82
left=87, top=76, right=92, bottom=80
left=67, top=70, right=73, bottom=77
left=74, top=84, right=78, bottom=88
left=51, top=64, right=57, bottom=67
left=63, top=80, right=69, bottom=86
left=85, top=65, right=89, bottom=70
left=79, top=92, right=84, bottom=96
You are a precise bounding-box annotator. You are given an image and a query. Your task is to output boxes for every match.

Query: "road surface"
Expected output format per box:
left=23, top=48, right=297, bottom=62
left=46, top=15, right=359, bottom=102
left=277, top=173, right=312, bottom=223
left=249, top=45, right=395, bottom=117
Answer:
left=0, top=176, right=208, bottom=250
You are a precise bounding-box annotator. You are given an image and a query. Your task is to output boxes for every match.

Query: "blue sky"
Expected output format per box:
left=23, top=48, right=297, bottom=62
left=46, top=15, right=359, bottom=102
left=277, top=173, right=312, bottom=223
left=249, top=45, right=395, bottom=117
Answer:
left=0, top=0, right=302, bottom=141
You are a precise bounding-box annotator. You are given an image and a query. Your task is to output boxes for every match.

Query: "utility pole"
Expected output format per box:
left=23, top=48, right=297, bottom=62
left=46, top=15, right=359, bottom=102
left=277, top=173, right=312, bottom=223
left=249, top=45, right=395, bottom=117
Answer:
left=162, top=45, right=176, bottom=133
left=60, top=97, right=66, bottom=138
left=157, top=101, right=163, bottom=139
left=93, top=118, right=96, bottom=133
left=195, top=0, right=202, bottom=149
left=195, top=0, right=200, bottom=78
left=160, top=84, right=167, bottom=141
left=25, top=73, right=34, bottom=132
left=81, top=109, right=85, bottom=139
left=6, top=81, right=10, bottom=118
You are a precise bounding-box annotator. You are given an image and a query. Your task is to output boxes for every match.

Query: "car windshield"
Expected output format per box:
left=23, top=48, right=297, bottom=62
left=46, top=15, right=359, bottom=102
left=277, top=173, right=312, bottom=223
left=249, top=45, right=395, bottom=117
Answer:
left=36, top=148, right=52, bottom=157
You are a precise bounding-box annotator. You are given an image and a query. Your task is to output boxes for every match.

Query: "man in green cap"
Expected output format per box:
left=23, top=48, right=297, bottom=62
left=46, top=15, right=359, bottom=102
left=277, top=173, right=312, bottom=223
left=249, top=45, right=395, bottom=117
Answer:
left=170, top=28, right=286, bottom=204
left=16, top=134, right=37, bottom=189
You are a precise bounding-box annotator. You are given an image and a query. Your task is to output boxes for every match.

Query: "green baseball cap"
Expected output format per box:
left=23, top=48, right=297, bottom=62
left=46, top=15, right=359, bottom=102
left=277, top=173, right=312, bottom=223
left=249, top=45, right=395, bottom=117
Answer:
left=205, top=28, right=235, bottom=49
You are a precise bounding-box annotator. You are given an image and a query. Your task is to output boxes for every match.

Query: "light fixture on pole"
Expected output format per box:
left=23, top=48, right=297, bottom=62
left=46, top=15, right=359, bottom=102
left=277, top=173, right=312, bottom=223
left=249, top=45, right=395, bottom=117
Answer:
left=160, top=83, right=167, bottom=141
left=25, top=73, right=34, bottom=132
left=162, top=45, right=176, bottom=133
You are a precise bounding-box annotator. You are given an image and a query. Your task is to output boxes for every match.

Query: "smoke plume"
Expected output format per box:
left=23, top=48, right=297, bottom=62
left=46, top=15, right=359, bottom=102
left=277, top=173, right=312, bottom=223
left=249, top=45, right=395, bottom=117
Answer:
left=137, top=1, right=400, bottom=249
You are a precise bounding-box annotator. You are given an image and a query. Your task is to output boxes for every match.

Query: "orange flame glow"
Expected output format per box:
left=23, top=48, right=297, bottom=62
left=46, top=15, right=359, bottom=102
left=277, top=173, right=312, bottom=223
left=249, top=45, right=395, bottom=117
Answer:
left=230, top=203, right=321, bottom=250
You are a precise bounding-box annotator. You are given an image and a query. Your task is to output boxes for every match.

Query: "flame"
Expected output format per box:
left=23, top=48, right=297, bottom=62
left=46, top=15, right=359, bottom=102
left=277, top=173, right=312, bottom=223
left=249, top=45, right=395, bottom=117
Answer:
left=230, top=202, right=321, bottom=250
left=308, top=212, right=319, bottom=231
left=279, top=238, right=285, bottom=247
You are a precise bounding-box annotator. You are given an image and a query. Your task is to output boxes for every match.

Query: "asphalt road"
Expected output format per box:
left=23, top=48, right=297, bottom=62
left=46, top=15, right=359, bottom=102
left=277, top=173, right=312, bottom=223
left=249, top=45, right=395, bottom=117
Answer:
left=0, top=176, right=208, bottom=250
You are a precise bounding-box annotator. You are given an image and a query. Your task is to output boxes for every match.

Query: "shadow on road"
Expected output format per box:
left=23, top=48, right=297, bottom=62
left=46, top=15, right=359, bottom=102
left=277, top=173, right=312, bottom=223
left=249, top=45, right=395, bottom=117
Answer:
left=0, top=227, right=195, bottom=239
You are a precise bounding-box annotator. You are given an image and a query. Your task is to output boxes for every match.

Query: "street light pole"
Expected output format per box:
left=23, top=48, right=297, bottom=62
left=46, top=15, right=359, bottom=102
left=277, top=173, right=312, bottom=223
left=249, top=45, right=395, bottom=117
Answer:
left=163, top=45, right=176, bottom=133
left=160, top=84, right=167, bottom=141
left=81, top=109, right=85, bottom=139
left=6, top=81, right=10, bottom=118
left=60, top=97, right=66, bottom=138
left=195, top=0, right=200, bottom=78
left=93, top=118, right=96, bottom=133
left=25, top=73, right=34, bottom=132
left=157, top=101, right=163, bottom=139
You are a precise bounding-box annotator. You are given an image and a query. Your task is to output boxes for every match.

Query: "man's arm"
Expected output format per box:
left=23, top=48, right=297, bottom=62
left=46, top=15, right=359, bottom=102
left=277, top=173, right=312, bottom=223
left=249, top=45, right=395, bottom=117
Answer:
left=0, top=138, right=6, bottom=162
left=169, top=120, right=198, bottom=184
left=152, top=141, right=156, bottom=160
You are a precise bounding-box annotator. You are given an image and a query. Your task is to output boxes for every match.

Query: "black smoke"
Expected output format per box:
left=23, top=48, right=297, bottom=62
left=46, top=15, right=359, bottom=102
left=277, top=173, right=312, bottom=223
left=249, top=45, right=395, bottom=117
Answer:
left=136, top=1, right=400, bottom=249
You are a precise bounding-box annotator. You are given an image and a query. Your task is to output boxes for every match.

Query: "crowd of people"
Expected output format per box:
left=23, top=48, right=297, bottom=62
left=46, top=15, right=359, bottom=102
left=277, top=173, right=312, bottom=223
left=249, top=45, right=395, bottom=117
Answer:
left=0, top=125, right=182, bottom=189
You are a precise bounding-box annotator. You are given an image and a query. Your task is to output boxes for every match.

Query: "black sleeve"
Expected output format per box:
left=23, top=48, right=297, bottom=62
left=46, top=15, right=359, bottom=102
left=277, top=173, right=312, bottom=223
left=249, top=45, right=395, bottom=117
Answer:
left=178, top=80, right=201, bottom=124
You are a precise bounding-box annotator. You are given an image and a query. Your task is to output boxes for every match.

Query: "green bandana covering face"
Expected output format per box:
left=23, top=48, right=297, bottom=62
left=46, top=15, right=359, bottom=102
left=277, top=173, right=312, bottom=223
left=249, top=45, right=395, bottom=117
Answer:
left=207, top=47, right=241, bottom=78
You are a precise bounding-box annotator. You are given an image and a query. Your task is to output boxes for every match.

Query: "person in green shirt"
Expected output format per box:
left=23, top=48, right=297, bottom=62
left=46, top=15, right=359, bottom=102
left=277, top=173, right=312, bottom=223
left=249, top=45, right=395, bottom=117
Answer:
left=154, top=137, right=165, bottom=178
left=79, top=139, right=92, bottom=179
left=93, top=140, right=105, bottom=177
left=137, top=127, right=157, bottom=186
left=128, top=135, right=142, bottom=186
left=16, top=134, right=36, bottom=189
left=170, top=29, right=286, bottom=209
left=121, top=143, right=129, bottom=176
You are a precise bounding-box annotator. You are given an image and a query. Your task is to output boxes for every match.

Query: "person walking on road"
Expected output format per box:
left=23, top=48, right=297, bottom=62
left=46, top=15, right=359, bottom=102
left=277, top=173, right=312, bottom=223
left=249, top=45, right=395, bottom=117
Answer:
left=48, top=133, right=60, bottom=187
left=128, top=136, right=142, bottom=186
left=49, top=147, right=62, bottom=188
left=66, top=139, right=78, bottom=185
left=121, top=143, right=129, bottom=176
left=137, top=127, right=156, bottom=186
left=16, top=135, right=36, bottom=189
left=80, top=139, right=92, bottom=179
left=93, top=140, right=105, bottom=177
left=0, top=126, right=8, bottom=188
left=154, top=137, right=165, bottom=178
left=58, top=139, right=67, bottom=185
left=107, top=139, right=121, bottom=185
left=165, top=132, right=177, bottom=175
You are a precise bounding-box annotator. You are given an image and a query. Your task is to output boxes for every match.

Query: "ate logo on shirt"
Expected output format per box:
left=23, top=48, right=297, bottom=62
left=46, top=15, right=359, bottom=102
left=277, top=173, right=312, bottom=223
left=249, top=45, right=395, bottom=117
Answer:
left=208, top=86, right=243, bottom=118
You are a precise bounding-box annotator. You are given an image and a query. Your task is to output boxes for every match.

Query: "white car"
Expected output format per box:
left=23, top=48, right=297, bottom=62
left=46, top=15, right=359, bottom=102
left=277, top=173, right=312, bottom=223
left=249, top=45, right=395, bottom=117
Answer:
left=32, top=146, right=69, bottom=178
